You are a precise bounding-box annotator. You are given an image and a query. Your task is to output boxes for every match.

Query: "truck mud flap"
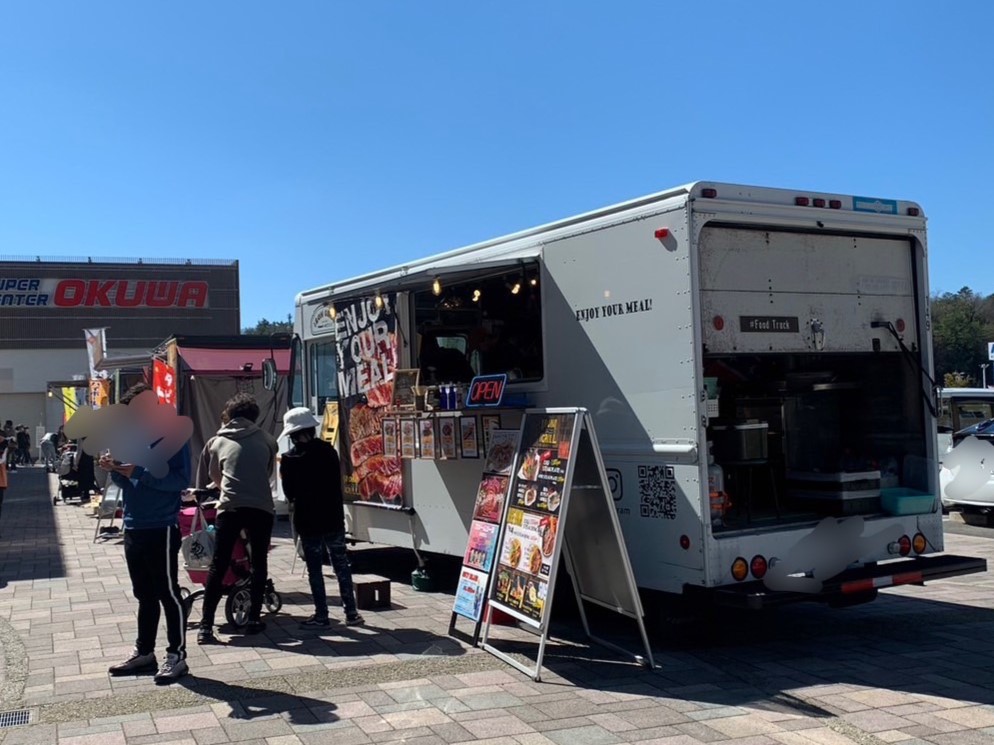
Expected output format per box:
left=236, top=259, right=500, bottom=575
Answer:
left=708, top=554, right=987, bottom=610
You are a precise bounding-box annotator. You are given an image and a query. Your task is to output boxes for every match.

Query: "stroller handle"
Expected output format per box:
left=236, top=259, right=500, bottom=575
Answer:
left=184, top=487, right=221, bottom=504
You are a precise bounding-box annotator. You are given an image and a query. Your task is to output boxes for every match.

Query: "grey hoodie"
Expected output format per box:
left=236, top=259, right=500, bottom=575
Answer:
left=196, top=417, right=278, bottom=514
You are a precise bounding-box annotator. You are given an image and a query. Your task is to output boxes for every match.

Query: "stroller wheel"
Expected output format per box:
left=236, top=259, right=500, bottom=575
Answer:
left=264, top=591, right=282, bottom=614
left=225, top=585, right=252, bottom=628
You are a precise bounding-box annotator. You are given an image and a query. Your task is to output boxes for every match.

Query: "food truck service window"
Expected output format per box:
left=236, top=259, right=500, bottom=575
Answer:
left=412, top=264, right=543, bottom=386
left=309, top=339, right=339, bottom=415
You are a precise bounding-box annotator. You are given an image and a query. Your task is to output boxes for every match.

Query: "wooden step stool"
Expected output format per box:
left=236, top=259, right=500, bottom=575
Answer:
left=353, top=574, right=391, bottom=610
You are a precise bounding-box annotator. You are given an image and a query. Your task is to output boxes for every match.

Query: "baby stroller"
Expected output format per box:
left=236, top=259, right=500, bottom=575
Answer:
left=53, top=445, right=97, bottom=506
left=179, top=488, right=282, bottom=628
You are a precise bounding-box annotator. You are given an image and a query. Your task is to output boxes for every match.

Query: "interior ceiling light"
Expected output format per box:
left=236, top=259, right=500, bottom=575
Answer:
left=432, top=277, right=442, bottom=296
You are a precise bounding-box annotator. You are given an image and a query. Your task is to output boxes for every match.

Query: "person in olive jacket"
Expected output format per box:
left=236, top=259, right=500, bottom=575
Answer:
left=279, top=407, right=364, bottom=627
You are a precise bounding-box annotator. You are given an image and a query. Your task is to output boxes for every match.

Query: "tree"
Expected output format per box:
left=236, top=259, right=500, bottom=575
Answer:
left=931, top=288, right=994, bottom=386
left=242, top=314, right=293, bottom=336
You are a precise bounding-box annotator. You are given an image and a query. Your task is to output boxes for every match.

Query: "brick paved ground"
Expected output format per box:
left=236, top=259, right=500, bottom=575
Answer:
left=2, top=466, right=994, bottom=744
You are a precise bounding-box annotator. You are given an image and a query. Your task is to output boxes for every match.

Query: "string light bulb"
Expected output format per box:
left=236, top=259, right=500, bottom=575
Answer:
left=328, top=305, right=337, bottom=320
left=510, top=278, right=522, bottom=295
left=472, top=288, right=482, bottom=303
left=432, top=277, right=442, bottom=296
left=529, top=275, right=538, bottom=287
left=374, top=293, right=384, bottom=309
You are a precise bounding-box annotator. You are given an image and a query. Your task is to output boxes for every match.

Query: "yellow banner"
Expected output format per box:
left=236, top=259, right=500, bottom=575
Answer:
left=62, top=387, right=78, bottom=423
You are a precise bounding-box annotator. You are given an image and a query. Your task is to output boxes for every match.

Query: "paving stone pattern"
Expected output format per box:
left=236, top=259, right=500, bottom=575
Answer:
left=1, top=467, right=994, bottom=744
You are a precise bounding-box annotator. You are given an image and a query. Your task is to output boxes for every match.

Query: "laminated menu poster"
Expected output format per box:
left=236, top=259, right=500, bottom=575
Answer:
left=452, top=567, right=489, bottom=622
left=451, top=428, right=520, bottom=625
left=487, top=412, right=578, bottom=625
left=439, top=418, right=458, bottom=459
left=464, top=520, right=499, bottom=572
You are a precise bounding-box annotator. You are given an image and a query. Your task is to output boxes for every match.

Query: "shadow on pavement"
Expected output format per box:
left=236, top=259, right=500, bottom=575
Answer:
left=178, top=675, right=340, bottom=724
left=0, top=467, right=66, bottom=584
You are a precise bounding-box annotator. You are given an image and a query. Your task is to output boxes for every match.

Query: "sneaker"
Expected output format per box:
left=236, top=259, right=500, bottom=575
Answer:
left=345, top=614, right=365, bottom=627
left=154, top=653, right=189, bottom=684
left=197, top=626, right=218, bottom=645
left=245, top=620, right=267, bottom=634
left=300, top=615, right=331, bottom=628
left=108, top=649, right=157, bottom=676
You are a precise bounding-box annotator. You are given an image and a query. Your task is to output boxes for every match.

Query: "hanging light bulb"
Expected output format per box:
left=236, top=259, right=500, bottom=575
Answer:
left=374, top=293, right=384, bottom=309
left=432, top=277, right=442, bottom=296
left=529, top=274, right=538, bottom=287
left=328, top=305, right=337, bottom=320
left=472, top=288, right=482, bottom=303
left=510, top=277, right=522, bottom=295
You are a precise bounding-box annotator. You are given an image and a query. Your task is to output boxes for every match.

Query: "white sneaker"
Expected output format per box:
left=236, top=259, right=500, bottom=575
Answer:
left=108, top=648, right=157, bottom=676
left=154, top=652, right=189, bottom=684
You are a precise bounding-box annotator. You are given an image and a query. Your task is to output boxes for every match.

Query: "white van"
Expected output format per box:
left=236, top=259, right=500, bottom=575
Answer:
left=938, top=387, right=994, bottom=509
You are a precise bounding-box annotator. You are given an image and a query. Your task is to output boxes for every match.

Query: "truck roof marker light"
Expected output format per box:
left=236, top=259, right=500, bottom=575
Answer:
left=913, top=533, right=927, bottom=554
left=654, top=228, right=670, bottom=240
left=750, top=555, right=768, bottom=579
left=731, top=557, right=749, bottom=581
left=794, top=196, right=810, bottom=206
left=680, top=535, right=690, bottom=550
left=701, top=188, right=717, bottom=198
left=432, top=277, right=442, bottom=296
left=812, top=198, right=826, bottom=208
left=895, top=318, right=905, bottom=333
left=829, top=199, right=842, bottom=209
left=713, top=315, right=725, bottom=331
left=907, top=207, right=920, bottom=216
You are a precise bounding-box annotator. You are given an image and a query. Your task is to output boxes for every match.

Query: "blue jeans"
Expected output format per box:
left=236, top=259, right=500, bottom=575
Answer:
left=301, top=530, right=358, bottom=619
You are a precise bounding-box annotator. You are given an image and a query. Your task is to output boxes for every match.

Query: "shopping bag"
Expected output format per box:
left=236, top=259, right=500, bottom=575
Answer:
left=181, top=508, right=215, bottom=569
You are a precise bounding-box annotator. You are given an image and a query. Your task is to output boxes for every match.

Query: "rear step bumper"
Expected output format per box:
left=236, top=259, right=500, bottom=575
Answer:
left=709, top=554, right=987, bottom=610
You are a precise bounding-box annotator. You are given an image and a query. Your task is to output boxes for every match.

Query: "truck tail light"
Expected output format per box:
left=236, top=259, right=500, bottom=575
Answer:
left=750, top=555, right=768, bottom=579
left=895, top=318, right=906, bottom=333
left=913, top=533, right=927, bottom=554
left=713, top=316, right=725, bottom=331
left=898, top=536, right=911, bottom=556
left=680, top=535, right=691, bottom=550
left=731, top=557, right=749, bottom=581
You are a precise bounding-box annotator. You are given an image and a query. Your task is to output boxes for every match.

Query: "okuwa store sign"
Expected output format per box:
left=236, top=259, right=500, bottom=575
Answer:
left=0, top=278, right=209, bottom=308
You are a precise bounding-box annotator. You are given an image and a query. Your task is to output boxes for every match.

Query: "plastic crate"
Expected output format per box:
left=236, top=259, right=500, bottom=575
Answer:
left=880, top=487, right=935, bottom=516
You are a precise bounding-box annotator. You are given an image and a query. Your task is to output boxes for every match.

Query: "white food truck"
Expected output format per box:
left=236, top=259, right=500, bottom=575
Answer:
left=285, top=181, right=984, bottom=609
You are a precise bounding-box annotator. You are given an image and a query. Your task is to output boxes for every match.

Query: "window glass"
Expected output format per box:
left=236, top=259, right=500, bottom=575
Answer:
left=309, top=339, right=338, bottom=415
left=412, top=263, right=543, bottom=385
left=955, top=400, right=994, bottom=429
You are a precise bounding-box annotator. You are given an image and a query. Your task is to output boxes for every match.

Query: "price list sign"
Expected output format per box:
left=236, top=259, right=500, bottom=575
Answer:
left=488, top=412, right=577, bottom=626
left=450, top=429, right=519, bottom=625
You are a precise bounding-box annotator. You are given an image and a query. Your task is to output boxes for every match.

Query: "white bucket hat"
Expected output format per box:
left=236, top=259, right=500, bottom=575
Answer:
left=280, top=407, right=322, bottom=440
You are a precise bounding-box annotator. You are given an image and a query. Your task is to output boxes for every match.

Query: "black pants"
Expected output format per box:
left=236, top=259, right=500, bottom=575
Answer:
left=124, top=526, right=186, bottom=658
left=201, top=507, right=274, bottom=627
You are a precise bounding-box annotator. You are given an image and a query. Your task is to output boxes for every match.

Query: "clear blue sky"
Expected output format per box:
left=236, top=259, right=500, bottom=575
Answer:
left=2, top=2, right=992, bottom=328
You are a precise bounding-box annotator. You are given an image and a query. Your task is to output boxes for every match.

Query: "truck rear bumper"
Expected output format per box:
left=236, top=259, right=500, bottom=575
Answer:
left=707, top=554, right=987, bottom=610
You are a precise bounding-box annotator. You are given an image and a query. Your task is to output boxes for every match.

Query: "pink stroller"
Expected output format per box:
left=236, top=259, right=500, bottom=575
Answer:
left=179, top=489, right=282, bottom=628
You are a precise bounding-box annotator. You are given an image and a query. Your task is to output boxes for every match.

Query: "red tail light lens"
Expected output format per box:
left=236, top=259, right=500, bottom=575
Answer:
left=812, top=198, right=826, bottom=208
left=680, top=535, right=691, bottom=550
left=750, top=555, right=768, bottom=579
left=898, top=536, right=911, bottom=556
left=829, top=199, right=842, bottom=209
left=713, top=316, right=725, bottom=331
left=895, top=318, right=906, bottom=333
left=701, top=188, right=717, bottom=198
left=795, top=196, right=810, bottom=206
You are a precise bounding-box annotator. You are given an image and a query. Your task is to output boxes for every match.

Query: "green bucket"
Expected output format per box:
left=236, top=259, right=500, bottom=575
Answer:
left=411, top=567, right=435, bottom=592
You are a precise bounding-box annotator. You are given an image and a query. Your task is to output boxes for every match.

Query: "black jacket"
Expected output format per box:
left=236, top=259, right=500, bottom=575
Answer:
left=279, top=438, right=345, bottom=538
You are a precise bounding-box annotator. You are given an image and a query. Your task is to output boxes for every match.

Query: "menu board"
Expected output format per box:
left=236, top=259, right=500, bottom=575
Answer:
left=487, top=412, right=577, bottom=625
left=452, top=429, right=521, bottom=623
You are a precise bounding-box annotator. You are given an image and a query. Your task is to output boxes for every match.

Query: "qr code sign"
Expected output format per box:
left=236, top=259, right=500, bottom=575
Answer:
left=638, top=465, right=677, bottom=519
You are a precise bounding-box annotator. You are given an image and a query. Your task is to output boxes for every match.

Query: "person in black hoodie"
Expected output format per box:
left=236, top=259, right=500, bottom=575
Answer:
left=278, top=407, right=364, bottom=628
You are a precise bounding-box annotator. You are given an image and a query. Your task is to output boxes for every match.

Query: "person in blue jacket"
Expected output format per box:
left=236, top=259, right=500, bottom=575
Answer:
left=101, top=383, right=192, bottom=684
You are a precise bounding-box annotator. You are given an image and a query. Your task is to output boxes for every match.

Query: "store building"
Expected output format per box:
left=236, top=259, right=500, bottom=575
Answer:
left=0, top=256, right=240, bottom=443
